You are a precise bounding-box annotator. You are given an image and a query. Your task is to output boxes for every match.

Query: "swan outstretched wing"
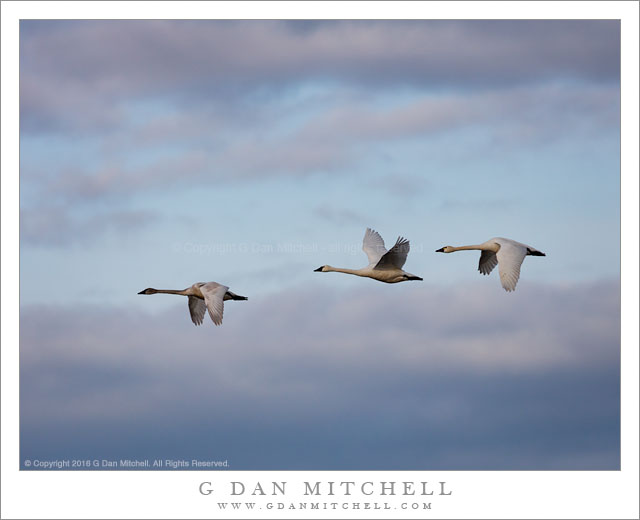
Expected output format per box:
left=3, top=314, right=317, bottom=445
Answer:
left=496, top=242, right=527, bottom=292
left=362, top=228, right=387, bottom=265
left=188, top=296, right=207, bottom=326
left=374, top=236, right=410, bottom=270
left=200, top=282, right=228, bottom=326
left=478, top=250, right=498, bottom=275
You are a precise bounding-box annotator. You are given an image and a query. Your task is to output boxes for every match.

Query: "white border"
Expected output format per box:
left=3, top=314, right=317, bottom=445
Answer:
left=2, top=2, right=638, bottom=519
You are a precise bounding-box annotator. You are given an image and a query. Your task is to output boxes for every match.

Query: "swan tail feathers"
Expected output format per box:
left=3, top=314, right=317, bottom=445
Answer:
left=227, top=292, right=248, bottom=301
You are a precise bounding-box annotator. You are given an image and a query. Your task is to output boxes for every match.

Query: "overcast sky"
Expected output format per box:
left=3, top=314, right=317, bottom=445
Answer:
left=20, top=20, right=620, bottom=470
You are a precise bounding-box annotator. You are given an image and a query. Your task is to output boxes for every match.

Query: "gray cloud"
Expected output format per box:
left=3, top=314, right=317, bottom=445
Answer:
left=294, top=84, right=619, bottom=146
left=370, top=173, right=429, bottom=199
left=313, top=205, right=369, bottom=226
left=19, top=20, right=620, bottom=215
left=20, top=20, right=619, bottom=133
left=20, top=280, right=620, bottom=469
left=20, top=207, right=158, bottom=246
left=25, top=82, right=619, bottom=207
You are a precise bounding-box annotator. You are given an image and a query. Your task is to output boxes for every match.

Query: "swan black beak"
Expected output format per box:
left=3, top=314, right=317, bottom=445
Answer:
left=137, top=290, right=145, bottom=294
left=408, top=276, right=423, bottom=281
left=435, top=247, right=445, bottom=253
left=314, top=266, right=323, bottom=272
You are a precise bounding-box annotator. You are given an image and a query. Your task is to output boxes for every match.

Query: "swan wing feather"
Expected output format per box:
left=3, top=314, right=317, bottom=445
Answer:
left=362, top=228, right=387, bottom=265
left=496, top=241, right=527, bottom=292
left=200, top=282, right=228, bottom=326
left=374, top=236, right=410, bottom=270
left=188, top=296, right=207, bottom=326
left=478, top=250, right=498, bottom=275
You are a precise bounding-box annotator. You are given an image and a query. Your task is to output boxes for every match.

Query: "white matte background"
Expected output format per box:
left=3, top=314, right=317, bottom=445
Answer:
left=2, top=2, right=638, bottom=519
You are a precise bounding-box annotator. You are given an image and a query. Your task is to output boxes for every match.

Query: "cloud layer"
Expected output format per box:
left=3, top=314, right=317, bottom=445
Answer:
left=20, top=20, right=620, bottom=249
left=21, top=20, right=619, bottom=131
left=18, top=22, right=621, bottom=470
left=20, top=280, right=620, bottom=470
left=20, top=81, right=619, bottom=247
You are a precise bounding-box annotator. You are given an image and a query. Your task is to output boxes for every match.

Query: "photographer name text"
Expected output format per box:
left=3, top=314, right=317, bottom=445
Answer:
left=199, top=480, right=452, bottom=497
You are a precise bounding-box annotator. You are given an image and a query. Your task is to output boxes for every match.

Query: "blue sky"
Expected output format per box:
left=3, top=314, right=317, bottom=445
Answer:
left=19, top=20, right=621, bottom=470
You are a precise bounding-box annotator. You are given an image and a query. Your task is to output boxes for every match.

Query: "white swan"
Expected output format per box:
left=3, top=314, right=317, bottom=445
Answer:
left=436, top=237, right=545, bottom=292
left=138, top=282, right=247, bottom=326
left=314, top=228, right=423, bottom=283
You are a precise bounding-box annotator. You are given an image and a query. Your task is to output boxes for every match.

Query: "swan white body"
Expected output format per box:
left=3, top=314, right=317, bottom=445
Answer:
left=138, top=282, right=247, bottom=326
left=315, top=228, right=423, bottom=284
left=436, top=237, right=545, bottom=292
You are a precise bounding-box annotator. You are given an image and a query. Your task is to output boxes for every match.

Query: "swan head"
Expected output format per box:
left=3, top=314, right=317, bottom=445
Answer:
left=138, top=288, right=158, bottom=295
left=314, top=265, right=329, bottom=272
left=436, top=246, right=453, bottom=253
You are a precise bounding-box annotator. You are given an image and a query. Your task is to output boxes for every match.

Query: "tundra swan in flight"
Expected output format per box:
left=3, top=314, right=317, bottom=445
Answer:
left=314, top=228, right=423, bottom=283
left=138, top=282, right=247, bottom=326
left=436, top=237, right=545, bottom=292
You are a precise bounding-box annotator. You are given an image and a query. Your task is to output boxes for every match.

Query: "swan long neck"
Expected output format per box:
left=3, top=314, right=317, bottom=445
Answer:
left=325, top=266, right=364, bottom=276
left=153, top=289, right=190, bottom=296
left=450, top=244, right=485, bottom=252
